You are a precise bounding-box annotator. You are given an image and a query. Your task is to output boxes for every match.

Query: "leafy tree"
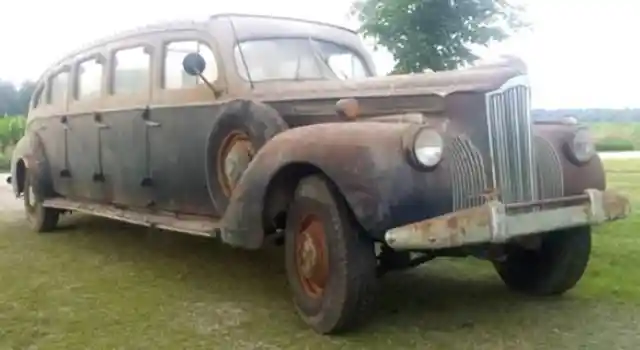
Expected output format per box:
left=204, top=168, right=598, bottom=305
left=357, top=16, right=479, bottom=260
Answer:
left=15, top=81, right=36, bottom=116
left=0, top=80, right=18, bottom=116
left=0, top=79, right=35, bottom=116
left=351, top=0, right=528, bottom=74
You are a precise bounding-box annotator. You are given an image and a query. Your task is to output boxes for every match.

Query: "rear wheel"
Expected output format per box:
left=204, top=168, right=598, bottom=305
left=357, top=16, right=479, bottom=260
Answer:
left=23, top=170, right=59, bottom=233
left=493, top=226, right=591, bottom=295
left=284, top=175, right=378, bottom=334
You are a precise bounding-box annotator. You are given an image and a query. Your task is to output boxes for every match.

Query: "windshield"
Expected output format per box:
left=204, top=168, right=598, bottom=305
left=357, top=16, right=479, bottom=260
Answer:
left=234, top=38, right=372, bottom=82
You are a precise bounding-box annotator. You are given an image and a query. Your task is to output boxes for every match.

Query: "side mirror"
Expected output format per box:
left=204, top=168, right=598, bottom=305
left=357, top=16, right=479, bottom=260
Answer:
left=182, top=52, right=206, bottom=76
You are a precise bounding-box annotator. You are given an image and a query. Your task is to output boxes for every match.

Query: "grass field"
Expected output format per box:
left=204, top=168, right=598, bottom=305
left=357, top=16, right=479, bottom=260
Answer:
left=588, top=122, right=640, bottom=151
left=0, top=160, right=639, bottom=349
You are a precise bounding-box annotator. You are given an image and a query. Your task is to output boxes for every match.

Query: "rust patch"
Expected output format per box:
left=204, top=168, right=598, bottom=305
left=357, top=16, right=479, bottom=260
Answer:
left=335, top=98, right=360, bottom=120
left=388, top=204, right=493, bottom=249
left=295, top=213, right=329, bottom=299
left=216, top=131, right=255, bottom=197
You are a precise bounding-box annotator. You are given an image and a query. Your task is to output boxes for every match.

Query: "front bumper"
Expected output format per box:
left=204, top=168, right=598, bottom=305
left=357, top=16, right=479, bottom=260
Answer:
left=384, top=189, right=631, bottom=251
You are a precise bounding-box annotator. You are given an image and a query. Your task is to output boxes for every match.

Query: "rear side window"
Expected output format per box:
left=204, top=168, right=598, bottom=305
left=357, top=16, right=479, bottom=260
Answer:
left=163, top=41, right=218, bottom=89
left=48, top=71, right=69, bottom=105
left=31, top=84, right=44, bottom=109
left=112, top=46, right=150, bottom=94
left=77, top=58, right=103, bottom=100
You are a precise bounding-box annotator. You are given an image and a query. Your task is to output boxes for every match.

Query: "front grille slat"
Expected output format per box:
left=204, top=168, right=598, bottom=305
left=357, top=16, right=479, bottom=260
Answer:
left=449, top=77, right=565, bottom=213
left=486, top=82, right=536, bottom=204
left=450, top=136, right=487, bottom=210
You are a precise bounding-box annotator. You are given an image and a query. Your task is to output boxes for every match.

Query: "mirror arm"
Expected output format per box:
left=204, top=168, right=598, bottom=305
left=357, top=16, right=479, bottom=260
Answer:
left=199, top=74, right=222, bottom=98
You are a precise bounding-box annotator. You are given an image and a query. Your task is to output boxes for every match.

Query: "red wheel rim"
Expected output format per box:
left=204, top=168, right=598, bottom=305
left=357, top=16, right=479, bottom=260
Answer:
left=216, top=131, right=255, bottom=197
left=295, top=214, right=329, bottom=299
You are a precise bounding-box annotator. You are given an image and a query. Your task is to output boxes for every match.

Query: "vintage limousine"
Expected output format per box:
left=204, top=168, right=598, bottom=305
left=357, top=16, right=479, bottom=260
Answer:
left=8, top=13, right=630, bottom=334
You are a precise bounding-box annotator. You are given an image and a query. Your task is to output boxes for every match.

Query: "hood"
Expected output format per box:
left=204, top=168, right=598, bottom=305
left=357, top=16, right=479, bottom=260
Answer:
left=251, top=56, right=529, bottom=102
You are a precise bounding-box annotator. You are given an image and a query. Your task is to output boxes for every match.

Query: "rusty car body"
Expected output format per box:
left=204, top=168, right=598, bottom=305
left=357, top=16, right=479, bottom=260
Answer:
left=9, top=13, right=630, bottom=335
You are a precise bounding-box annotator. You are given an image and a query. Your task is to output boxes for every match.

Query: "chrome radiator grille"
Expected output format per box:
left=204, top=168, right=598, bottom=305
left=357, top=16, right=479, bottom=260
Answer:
left=486, top=81, right=537, bottom=204
left=450, top=135, right=487, bottom=210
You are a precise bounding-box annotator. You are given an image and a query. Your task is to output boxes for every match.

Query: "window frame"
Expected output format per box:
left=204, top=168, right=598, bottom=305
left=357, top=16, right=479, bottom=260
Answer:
left=109, top=43, right=154, bottom=96
left=30, top=82, right=45, bottom=110
left=161, top=39, right=219, bottom=90
left=74, top=53, right=107, bottom=101
left=45, top=65, right=72, bottom=106
left=151, top=31, right=226, bottom=105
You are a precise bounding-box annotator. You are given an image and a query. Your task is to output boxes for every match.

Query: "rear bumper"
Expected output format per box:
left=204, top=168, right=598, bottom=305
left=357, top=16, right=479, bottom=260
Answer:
left=384, top=189, right=631, bottom=251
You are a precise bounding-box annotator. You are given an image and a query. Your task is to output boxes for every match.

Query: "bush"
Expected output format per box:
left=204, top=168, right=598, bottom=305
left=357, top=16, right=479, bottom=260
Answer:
left=0, top=116, right=26, bottom=153
left=595, top=137, right=635, bottom=152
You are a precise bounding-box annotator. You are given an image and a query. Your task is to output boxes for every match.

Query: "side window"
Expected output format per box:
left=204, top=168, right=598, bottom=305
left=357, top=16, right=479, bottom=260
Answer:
left=32, top=84, right=44, bottom=109
left=112, top=46, right=150, bottom=94
left=48, top=71, right=69, bottom=105
left=163, top=41, right=217, bottom=89
left=327, top=54, right=368, bottom=80
left=77, top=58, right=103, bottom=100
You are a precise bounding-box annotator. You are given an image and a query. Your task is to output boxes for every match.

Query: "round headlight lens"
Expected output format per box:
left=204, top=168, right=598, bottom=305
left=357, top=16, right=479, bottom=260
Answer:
left=570, top=128, right=596, bottom=163
left=413, top=128, right=444, bottom=168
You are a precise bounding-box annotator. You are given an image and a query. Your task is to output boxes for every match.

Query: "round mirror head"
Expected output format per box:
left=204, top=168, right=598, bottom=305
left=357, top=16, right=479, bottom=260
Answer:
left=182, top=52, right=206, bottom=76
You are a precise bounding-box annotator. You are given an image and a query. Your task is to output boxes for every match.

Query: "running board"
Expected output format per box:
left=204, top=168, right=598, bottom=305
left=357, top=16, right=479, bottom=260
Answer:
left=43, top=198, right=220, bottom=238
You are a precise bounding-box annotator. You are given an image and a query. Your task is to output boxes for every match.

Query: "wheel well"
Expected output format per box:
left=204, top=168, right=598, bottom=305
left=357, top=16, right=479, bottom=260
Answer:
left=15, top=159, right=26, bottom=194
left=262, top=163, right=321, bottom=237
left=262, top=162, right=359, bottom=243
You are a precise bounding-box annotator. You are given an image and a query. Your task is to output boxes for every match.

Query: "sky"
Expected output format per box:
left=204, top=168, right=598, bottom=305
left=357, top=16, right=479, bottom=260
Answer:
left=0, top=0, right=636, bottom=109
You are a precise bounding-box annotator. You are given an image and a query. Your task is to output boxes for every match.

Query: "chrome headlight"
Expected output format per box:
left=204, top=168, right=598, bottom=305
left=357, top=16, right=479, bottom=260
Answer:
left=404, top=126, right=444, bottom=170
left=567, top=128, right=596, bottom=164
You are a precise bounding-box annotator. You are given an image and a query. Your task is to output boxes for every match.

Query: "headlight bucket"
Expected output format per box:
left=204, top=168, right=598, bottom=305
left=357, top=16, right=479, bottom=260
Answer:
left=564, top=127, right=596, bottom=165
left=402, top=125, right=444, bottom=171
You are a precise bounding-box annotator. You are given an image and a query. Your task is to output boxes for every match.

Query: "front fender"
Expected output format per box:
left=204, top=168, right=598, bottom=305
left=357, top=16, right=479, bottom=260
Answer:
left=533, top=122, right=605, bottom=194
left=220, top=122, right=452, bottom=249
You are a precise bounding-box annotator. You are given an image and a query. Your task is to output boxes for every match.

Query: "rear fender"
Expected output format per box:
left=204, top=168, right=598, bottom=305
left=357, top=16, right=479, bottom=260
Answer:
left=220, top=122, right=414, bottom=249
left=10, top=131, right=54, bottom=199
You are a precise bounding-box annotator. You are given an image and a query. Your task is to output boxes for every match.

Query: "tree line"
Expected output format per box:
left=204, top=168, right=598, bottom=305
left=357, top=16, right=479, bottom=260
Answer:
left=0, top=80, right=36, bottom=117
left=532, top=109, right=640, bottom=123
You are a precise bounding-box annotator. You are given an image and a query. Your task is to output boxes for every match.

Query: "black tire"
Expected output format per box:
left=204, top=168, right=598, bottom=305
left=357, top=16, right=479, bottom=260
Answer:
left=493, top=226, right=591, bottom=296
left=284, top=175, right=378, bottom=334
left=205, top=100, right=288, bottom=213
left=23, top=170, right=59, bottom=233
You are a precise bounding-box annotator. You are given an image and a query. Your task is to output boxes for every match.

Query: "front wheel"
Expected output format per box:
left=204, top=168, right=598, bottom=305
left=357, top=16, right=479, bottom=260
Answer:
left=23, top=170, right=59, bottom=233
left=284, top=175, right=379, bottom=334
left=493, top=226, right=591, bottom=296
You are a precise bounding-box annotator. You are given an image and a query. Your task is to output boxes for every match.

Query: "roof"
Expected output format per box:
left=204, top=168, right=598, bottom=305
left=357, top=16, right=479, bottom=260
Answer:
left=40, top=19, right=207, bottom=82
left=209, top=13, right=357, bottom=34
left=38, top=13, right=357, bottom=85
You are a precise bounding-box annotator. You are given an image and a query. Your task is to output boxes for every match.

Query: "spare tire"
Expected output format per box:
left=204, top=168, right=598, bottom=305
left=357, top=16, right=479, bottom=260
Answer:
left=205, top=99, right=289, bottom=214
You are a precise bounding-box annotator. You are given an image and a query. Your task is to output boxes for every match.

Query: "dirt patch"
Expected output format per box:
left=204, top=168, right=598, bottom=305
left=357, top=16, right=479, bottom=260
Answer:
left=0, top=174, right=22, bottom=212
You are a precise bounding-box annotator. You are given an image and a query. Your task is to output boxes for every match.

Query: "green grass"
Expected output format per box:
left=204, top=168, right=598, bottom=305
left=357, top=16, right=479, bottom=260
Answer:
left=588, top=122, right=640, bottom=151
left=0, top=160, right=640, bottom=349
